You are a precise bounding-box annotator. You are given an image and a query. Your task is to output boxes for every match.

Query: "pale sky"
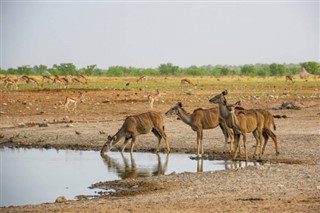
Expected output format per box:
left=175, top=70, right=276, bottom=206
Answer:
left=1, top=1, right=319, bottom=70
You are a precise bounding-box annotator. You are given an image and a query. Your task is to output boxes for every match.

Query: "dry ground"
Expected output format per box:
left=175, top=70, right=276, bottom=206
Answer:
left=0, top=77, right=320, bottom=212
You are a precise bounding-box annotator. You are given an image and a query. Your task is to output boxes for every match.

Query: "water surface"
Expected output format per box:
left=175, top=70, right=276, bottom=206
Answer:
left=0, top=148, right=249, bottom=207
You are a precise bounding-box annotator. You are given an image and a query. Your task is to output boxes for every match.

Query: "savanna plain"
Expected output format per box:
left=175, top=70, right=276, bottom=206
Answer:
left=0, top=76, right=320, bottom=212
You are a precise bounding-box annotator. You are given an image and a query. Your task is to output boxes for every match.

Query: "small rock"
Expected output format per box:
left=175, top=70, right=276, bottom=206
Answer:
left=99, top=130, right=106, bottom=134
left=39, top=122, right=49, bottom=127
left=63, top=116, right=70, bottom=123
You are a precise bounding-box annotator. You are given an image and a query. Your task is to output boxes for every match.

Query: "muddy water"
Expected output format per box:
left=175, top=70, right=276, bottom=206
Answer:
left=0, top=148, right=250, bottom=207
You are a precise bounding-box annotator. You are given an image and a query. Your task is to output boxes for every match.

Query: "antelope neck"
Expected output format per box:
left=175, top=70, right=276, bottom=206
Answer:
left=177, top=107, right=192, bottom=124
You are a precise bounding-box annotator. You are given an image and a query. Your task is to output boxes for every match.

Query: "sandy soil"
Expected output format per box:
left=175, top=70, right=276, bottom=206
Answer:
left=0, top=85, right=320, bottom=212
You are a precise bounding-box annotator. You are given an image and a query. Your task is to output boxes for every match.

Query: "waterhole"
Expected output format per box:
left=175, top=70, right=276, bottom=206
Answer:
left=0, top=148, right=255, bottom=207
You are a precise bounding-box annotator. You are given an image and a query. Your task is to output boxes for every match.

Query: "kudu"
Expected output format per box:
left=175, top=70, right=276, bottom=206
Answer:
left=209, top=90, right=265, bottom=161
left=165, top=102, right=234, bottom=157
left=210, top=90, right=279, bottom=156
left=100, top=111, right=170, bottom=154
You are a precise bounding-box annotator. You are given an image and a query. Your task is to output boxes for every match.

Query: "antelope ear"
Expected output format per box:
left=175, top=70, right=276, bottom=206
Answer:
left=222, top=90, right=228, bottom=95
left=113, top=135, right=117, bottom=141
left=178, top=102, right=183, bottom=107
left=235, top=101, right=241, bottom=106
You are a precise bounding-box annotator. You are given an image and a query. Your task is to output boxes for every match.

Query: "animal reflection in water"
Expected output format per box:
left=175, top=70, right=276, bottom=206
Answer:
left=195, top=158, right=262, bottom=173
left=100, top=152, right=169, bottom=179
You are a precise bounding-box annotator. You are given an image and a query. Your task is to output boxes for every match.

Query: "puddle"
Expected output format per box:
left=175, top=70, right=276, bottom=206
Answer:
left=0, top=148, right=257, bottom=207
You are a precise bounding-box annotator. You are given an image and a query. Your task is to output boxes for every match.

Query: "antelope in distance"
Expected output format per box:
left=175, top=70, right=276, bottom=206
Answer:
left=21, top=75, right=42, bottom=88
left=136, top=75, right=147, bottom=83
left=165, top=102, right=234, bottom=157
left=42, top=75, right=53, bottom=84
left=285, top=75, right=294, bottom=84
left=66, top=74, right=88, bottom=87
left=209, top=90, right=269, bottom=161
left=2, top=76, right=19, bottom=90
left=100, top=111, right=170, bottom=155
left=210, top=90, right=279, bottom=156
left=147, top=89, right=161, bottom=109
left=64, top=92, right=85, bottom=112
left=53, top=75, right=69, bottom=88
left=180, top=78, right=195, bottom=86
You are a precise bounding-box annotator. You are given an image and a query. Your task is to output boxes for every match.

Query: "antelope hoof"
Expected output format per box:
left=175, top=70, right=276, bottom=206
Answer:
left=276, top=152, right=280, bottom=156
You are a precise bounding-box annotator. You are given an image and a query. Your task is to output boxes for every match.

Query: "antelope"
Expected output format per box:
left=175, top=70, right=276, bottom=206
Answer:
left=209, top=90, right=265, bottom=161
left=21, top=75, right=41, bottom=88
left=147, top=95, right=155, bottom=109
left=42, top=75, right=53, bottom=84
left=285, top=75, right=294, bottom=83
left=64, top=92, right=85, bottom=112
left=147, top=89, right=161, bottom=109
left=100, top=111, right=170, bottom=154
left=180, top=78, right=194, bottom=86
left=71, top=77, right=88, bottom=87
left=165, top=102, right=234, bottom=157
left=136, top=75, right=147, bottom=83
left=53, top=75, right=68, bottom=88
left=3, top=76, right=19, bottom=90
left=78, top=74, right=88, bottom=83
left=210, top=90, right=279, bottom=156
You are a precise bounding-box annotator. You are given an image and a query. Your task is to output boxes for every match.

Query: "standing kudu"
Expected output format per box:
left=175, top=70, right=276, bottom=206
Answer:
left=165, top=102, right=233, bottom=157
left=209, top=91, right=265, bottom=161
left=100, top=111, right=170, bottom=154
left=210, top=90, right=279, bottom=156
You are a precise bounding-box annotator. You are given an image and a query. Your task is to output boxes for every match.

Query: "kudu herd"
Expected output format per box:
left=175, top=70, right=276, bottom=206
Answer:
left=101, top=89, right=279, bottom=162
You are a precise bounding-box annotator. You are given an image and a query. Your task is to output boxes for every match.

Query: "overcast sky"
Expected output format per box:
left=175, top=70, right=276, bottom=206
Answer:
left=1, top=1, right=319, bottom=70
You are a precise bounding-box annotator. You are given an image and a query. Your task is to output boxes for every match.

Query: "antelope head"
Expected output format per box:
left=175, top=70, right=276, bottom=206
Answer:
left=165, top=102, right=183, bottom=116
left=209, top=90, right=228, bottom=105
left=226, top=101, right=241, bottom=113
left=100, top=135, right=116, bottom=154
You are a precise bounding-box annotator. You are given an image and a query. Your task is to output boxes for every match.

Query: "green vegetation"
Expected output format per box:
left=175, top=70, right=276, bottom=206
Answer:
left=0, top=61, right=319, bottom=77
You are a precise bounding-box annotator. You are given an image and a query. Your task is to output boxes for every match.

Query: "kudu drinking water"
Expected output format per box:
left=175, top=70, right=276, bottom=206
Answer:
left=100, top=111, right=170, bottom=154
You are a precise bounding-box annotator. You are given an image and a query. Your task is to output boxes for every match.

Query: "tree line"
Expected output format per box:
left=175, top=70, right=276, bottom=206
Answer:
left=0, top=61, right=319, bottom=77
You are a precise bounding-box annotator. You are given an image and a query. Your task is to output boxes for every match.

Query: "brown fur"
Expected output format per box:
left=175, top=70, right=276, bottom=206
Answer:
left=209, top=91, right=265, bottom=161
left=165, top=102, right=233, bottom=157
left=100, top=111, right=170, bottom=154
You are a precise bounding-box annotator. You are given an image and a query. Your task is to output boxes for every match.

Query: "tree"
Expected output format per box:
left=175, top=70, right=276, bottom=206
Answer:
left=184, top=65, right=207, bottom=76
left=53, top=63, right=78, bottom=76
left=106, top=66, right=126, bottom=76
left=269, top=63, right=286, bottom=76
left=33, top=65, right=48, bottom=75
left=300, top=61, right=320, bottom=75
left=17, top=66, right=33, bottom=75
left=82, top=65, right=97, bottom=76
left=240, top=65, right=256, bottom=76
left=158, top=63, right=180, bottom=75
